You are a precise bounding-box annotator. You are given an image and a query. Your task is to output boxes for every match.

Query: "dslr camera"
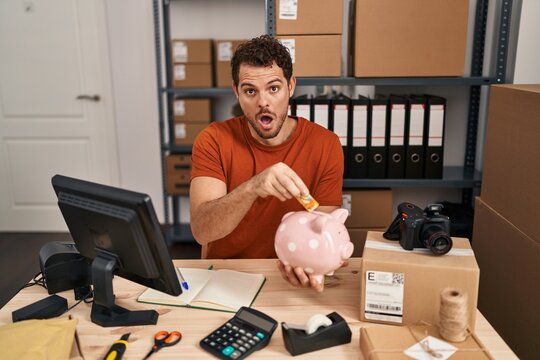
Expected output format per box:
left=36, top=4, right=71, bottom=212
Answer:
left=383, top=202, right=452, bottom=255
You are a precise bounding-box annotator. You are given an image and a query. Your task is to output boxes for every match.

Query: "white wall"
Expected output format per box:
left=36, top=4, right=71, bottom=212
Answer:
left=513, top=0, right=540, bottom=83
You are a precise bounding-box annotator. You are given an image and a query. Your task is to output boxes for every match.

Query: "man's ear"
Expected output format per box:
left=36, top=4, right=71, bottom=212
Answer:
left=232, top=81, right=239, bottom=99
left=288, top=75, right=296, bottom=97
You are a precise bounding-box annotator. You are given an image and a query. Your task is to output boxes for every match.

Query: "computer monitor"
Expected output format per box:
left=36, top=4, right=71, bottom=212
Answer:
left=51, top=174, right=181, bottom=327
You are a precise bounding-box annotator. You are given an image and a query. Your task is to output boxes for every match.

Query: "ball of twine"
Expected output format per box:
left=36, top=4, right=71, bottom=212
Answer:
left=439, top=287, right=469, bottom=342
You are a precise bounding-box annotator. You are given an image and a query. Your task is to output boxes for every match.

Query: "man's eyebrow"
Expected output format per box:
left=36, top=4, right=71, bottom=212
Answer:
left=239, top=78, right=284, bottom=88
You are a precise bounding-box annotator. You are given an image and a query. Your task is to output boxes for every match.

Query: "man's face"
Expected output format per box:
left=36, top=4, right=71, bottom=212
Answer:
left=233, top=62, right=296, bottom=145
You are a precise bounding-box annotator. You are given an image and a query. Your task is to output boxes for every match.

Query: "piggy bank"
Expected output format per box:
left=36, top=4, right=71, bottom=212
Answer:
left=275, top=208, right=354, bottom=284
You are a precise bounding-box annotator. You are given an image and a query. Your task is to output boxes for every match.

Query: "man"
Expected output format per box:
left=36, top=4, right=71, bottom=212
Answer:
left=190, top=35, right=344, bottom=292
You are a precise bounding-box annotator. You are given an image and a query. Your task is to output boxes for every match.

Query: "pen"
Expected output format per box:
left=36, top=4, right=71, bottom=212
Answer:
left=176, top=268, right=189, bottom=290
left=208, top=265, right=214, bottom=270
left=103, top=333, right=130, bottom=360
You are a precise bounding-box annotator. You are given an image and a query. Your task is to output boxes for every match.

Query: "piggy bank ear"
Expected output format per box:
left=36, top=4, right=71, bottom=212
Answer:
left=281, top=211, right=295, bottom=221
left=312, top=216, right=328, bottom=234
left=331, top=208, right=349, bottom=224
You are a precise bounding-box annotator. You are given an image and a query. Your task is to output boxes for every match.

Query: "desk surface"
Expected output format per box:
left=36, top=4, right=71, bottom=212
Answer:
left=0, top=258, right=516, bottom=359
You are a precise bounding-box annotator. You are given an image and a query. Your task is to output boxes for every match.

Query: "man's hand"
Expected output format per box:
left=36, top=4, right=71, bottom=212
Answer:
left=249, top=162, right=309, bottom=201
left=277, top=260, right=325, bottom=292
left=276, top=260, right=350, bottom=293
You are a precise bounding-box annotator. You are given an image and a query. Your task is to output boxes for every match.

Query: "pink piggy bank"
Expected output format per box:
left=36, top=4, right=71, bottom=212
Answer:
left=274, top=208, right=354, bottom=284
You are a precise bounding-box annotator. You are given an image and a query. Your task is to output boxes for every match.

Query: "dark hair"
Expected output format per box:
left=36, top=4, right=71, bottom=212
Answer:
left=231, top=35, right=293, bottom=88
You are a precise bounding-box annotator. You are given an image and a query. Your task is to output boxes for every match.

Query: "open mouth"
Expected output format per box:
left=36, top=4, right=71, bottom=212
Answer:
left=258, top=114, right=274, bottom=130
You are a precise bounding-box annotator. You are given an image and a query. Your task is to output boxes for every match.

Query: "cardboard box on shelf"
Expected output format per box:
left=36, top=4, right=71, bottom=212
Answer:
left=215, top=40, right=245, bottom=88
left=275, top=0, right=343, bottom=35
left=481, top=84, right=540, bottom=242
left=354, top=0, right=469, bottom=77
left=171, top=39, right=212, bottom=64
left=359, top=324, right=494, bottom=360
left=166, top=172, right=190, bottom=195
left=166, top=154, right=192, bottom=173
left=173, top=64, right=213, bottom=88
left=472, top=197, right=540, bottom=359
left=342, top=189, right=393, bottom=228
left=348, top=228, right=386, bottom=257
left=360, top=232, right=479, bottom=330
left=173, top=99, right=211, bottom=123
left=173, top=122, right=209, bottom=146
left=276, top=35, right=341, bottom=77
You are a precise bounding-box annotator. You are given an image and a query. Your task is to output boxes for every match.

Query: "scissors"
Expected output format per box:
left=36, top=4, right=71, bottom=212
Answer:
left=143, top=330, right=182, bottom=359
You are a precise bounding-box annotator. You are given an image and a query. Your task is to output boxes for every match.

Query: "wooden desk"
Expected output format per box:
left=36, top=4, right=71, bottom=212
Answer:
left=0, top=258, right=516, bottom=359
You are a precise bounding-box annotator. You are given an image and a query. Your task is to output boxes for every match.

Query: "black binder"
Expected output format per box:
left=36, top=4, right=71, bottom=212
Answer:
left=313, top=94, right=332, bottom=130
left=424, top=94, right=446, bottom=178
left=367, top=95, right=388, bottom=179
left=331, top=95, right=351, bottom=178
left=387, top=95, right=407, bottom=178
left=405, top=95, right=427, bottom=178
left=349, top=95, right=369, bottom=178
left=292, top=94, right=312, bottom=121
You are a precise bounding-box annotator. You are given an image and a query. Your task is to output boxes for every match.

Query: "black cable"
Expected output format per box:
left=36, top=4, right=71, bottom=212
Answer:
left=23, top=272, right=48, bottom=290
left=66, top=289, right=94, bottom=312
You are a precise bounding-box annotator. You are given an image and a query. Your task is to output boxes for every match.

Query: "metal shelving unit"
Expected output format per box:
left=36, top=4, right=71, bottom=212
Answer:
left=153, top=0, right=513, bottom=243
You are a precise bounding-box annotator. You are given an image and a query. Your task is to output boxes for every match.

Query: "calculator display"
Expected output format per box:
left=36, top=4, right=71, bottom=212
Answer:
left=237, top=308, right=274, bottom=332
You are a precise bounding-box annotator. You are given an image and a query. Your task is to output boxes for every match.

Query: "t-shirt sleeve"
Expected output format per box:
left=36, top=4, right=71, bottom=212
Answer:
left=190, top=124, right=226, bottom=182
left=313, top=134, right=344, bottom=206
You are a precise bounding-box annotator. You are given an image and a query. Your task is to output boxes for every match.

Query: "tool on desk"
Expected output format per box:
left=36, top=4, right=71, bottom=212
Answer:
left=176, top=268, right=189, bottom=290
left=143, top=330, right=182, bottom=359
left=281, top=312, right=352, bottom=356
left=103, top=333, right=130, bottom=360
left=200, top=306, right=277, bottom=359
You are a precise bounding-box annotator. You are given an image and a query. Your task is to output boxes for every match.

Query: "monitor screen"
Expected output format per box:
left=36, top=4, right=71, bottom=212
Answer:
left=52, top=174, right=181, bottom=327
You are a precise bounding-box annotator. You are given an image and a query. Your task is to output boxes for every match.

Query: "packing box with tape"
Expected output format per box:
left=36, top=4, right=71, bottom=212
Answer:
left=360, top=324, right=493, bottom=360
left=360, top=231, right=479, bottom=330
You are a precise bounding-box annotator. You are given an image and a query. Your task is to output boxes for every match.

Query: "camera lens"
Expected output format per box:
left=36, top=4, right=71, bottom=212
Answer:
left=423, top=229, right=453, bottom=255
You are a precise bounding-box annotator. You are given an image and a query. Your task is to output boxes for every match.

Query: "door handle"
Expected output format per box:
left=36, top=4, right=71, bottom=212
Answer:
left=76, top=94, right=100, bottom=102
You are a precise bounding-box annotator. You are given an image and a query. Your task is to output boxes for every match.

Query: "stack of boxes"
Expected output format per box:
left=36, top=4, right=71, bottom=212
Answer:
left=472, top=84, right=540, bottom=359
left=166, top=154, right=192, bottom=196
left=275, top=0, right=343, bottom=77
left=172, top=98, right=211, bottom=146
left=171, top=39, right=213, bottom=87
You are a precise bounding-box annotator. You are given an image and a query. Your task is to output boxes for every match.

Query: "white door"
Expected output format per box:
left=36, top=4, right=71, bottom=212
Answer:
left=0, top=0, right=119, bottom=231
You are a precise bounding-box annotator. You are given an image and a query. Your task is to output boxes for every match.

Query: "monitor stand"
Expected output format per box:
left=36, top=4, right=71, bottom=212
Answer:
left=90, top=251, right=158, bottom=327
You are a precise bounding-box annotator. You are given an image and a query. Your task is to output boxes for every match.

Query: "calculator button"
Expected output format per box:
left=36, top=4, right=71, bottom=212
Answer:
left=231, top=343, right=239, bottom=349
left=226, top=323, right=232, bottom=328
left=236, top=339, right=244, bottom=345
left=228, top=337, right=235, bottom=342
left=222, top=346, right=235, bottom=356
left=210, top=341, right=216, bottom=347
left=244, top=343, right=251, bottom=350
left=239, top=329, right=246, bottom=334
left=245, top=332, right=253, bottom=337
left=230, top=350, right=242, bottom=359
left=232, top=326, right=239, bottom=331
left=256, top=332, right=265, bottom=339
left=238, top=346, right=247, bottom=353
left=248, top=339, right=256, bottom=346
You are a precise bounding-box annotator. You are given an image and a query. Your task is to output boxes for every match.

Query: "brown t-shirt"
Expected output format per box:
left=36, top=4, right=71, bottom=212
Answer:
left=191, top=116, right=344, bottom=258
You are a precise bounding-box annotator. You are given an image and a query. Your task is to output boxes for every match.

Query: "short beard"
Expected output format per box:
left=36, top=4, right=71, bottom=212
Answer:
left=247, top=112, right=287, bottom=140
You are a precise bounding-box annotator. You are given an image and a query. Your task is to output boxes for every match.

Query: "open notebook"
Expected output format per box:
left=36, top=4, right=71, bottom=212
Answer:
left=137, top=268, right=266, bottom=313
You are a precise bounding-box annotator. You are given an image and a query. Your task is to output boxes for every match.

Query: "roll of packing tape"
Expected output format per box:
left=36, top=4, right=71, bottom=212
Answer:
left=305, top=314, right=332, bottom=335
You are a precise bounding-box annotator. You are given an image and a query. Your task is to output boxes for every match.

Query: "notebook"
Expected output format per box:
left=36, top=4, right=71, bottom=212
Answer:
left=137, top=267, right=266, bottom=313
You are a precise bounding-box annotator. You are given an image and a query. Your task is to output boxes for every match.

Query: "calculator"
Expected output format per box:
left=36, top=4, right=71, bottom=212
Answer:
left=200, top=306, right=278, bottom=359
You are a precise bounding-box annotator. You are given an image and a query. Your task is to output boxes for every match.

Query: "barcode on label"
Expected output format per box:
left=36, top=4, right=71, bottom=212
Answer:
left=367, top=303, right=402, bottom=311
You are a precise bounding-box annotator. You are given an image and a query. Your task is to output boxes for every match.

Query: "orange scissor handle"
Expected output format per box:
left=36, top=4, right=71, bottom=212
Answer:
left=154, top=330, right=182, bottom=347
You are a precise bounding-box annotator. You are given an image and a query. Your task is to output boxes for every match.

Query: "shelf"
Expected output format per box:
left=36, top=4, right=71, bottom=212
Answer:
left=295, top=76, right=495, bottom=86
left=343, top=167, right=481, bottom=188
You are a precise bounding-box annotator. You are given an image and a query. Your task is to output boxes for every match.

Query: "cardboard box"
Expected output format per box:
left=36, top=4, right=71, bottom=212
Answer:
left=360, top=232, right=479, bottom=330
left=354, top=0, right=469, bottom=77
left=275, top=0, right=343, bottom=35
left=481, top=84, right=540, bottom=242
left=173, top=64, right=213, bottom=88
left=166, top=172, right=190, bottom=195
left=215, top=40, right=245, bottom=88
left=166, top=154, right=192, bottom=173
left=360, top=324, right=494, bottom=359
left=276, top=35, right=341, bottom=77
left=472, top=197, right=540, bottom=359
left=171, top=39, right=212, bottom=64
left=173, top=122, right=208, bottom=146
left=348, top=228, right=386, bottom=257
left=342, top=189, right=393, bottom=228
left=173, top=99, right=211, bottom=122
